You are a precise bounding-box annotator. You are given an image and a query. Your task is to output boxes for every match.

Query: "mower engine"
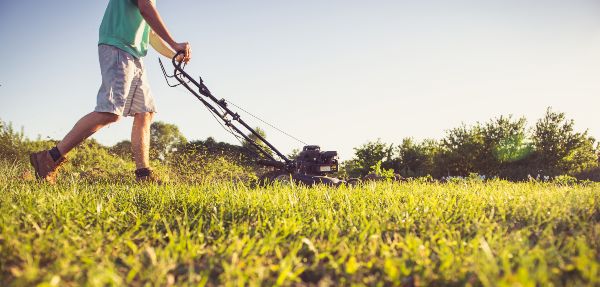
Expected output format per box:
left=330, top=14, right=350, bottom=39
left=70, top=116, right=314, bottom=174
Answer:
left=295, top=145, right=338, bottom=176
left=256, top=145, right=342, bottom=185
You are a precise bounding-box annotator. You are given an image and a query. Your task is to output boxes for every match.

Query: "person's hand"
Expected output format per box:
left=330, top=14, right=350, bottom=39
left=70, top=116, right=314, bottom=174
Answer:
left=172, top=42, right=191, bottom=63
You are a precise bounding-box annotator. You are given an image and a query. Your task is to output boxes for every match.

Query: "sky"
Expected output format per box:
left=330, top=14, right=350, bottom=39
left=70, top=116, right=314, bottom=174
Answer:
left=1, top=0, right=599, bottom=160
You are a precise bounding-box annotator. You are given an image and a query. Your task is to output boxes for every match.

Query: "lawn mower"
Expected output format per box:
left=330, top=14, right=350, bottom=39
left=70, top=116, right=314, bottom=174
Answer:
left=159, top=52, right=344, bottom=186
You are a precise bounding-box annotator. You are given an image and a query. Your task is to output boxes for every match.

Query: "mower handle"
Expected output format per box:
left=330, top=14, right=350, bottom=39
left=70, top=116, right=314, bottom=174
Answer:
left=160, top=50, right=293, bottom=165
left=172, top=50, right=186, bottom=70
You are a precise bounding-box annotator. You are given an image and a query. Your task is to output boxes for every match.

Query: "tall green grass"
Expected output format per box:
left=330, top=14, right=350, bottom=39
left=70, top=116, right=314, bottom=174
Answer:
left=0, top=161, right=598, bottom=286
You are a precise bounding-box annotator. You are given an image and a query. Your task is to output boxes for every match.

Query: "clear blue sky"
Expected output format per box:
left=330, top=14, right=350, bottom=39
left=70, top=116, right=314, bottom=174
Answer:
left=1, top=0, right=599, bottom=160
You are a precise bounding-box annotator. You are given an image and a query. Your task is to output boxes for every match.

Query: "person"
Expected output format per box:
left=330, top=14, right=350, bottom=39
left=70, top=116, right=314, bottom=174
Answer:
left=29, top=0, right=191, bottom=184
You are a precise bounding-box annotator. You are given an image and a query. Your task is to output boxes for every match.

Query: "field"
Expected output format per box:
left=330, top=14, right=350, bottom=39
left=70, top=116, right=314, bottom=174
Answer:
left=1, top=163, right=599, bottom=286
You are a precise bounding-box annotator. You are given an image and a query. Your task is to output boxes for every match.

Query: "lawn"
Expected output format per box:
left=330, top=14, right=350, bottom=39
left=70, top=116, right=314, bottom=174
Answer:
left=0, top=162, right=598, bottom=286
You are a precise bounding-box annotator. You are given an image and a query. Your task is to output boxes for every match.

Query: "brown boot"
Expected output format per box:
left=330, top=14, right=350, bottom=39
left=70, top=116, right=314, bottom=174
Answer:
left=29, top=150, right=66, bottom=184
left=135, top=168, right=164, bottom=185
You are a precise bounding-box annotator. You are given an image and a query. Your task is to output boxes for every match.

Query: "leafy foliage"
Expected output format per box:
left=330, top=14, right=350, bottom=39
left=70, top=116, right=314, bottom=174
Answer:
left=0, top=120, right=27, bottom=161
left=343, top=139, right=394, bottom=178
left=437, top=124, right=484, bottom=176
left=58, top=139, right=137, bottom=182
left=241, top=127, right=272, bottom=158
left=109, top=140, right=132, bottom=160
left=394, top=138, right=439, bottom=178
left=532, top=108, right=597, bottom=176
left=0, top=118, right=257, bottom=184
left=150, top=121, right=187, bottom=162
left=1, top=106, right=599, bottom=185
left=370, top=160, right=395, bottom=180
left=343, top=109, right=599, bottom=180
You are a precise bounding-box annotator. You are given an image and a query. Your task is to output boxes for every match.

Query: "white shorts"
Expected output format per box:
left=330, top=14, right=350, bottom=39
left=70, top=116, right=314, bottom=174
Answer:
left=94, top=44, right=156, bottom=117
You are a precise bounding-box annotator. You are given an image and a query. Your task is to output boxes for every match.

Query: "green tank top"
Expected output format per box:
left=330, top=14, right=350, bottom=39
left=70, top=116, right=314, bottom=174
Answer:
left=98, top=0, right=155, bottom=58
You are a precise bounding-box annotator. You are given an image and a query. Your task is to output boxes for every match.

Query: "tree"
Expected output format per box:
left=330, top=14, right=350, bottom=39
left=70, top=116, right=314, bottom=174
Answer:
left=434, top=116, right=535, bottom=179
left=109, top=140, right=132, bottom=160
left=150, top=121, right=187, bottom=161
left=479, top=115, right=533, bottom=179
left=344, top=139, right=394, bottom=178
left=395, top=138, right=439, bottom=178
left=242, top=127, right=272, bottom=158
left=436, top=125, right=484, bottom=177
left=532, top=108, right=598, bottom=176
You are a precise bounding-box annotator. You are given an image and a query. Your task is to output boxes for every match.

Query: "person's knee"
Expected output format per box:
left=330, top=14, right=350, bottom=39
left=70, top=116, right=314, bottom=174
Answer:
left=142, top=112, right=154, bottom=120
left=135, top=112, right=154, bottom=123
left=96, top=112, right=121, bottom=125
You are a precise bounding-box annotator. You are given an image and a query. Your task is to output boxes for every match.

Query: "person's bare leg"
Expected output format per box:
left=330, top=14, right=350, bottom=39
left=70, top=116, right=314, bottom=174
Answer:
left=56, top=112, right=120, bottom=155
left=131, top=112, right=154, bottom=169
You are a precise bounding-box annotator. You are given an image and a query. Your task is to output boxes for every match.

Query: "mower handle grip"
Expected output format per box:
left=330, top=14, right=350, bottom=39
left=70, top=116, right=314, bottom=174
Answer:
left=172, top=50, right=186, bottom=69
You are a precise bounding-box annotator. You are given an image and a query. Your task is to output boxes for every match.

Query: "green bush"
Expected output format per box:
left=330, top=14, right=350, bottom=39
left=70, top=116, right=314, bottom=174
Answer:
left=532, top=108, right=598, bottom=176
left=344, top=139, right=394, bottom=178
left=167, top=151, right=258, bottom=184
left=0, top=120, right=29, bottom=161
left=345, top=109, right=599, bottom=181
left=370, top=160, right=395, bottom=181
left=58, top=139, right=137, bottom=183
left=0, top=118, right=258, bottom=185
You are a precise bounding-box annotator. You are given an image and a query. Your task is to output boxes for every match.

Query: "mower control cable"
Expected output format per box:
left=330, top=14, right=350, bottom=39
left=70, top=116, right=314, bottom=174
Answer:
left=222, top=99, right=309, bottom=146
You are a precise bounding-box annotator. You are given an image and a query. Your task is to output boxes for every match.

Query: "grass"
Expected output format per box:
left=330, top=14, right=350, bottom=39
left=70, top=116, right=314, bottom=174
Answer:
left=0, top=161, right=599, bottom=286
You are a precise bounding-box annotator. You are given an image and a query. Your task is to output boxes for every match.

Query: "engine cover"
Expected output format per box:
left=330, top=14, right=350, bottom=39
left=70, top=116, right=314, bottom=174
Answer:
left=296, top=145, right=339, bottom=176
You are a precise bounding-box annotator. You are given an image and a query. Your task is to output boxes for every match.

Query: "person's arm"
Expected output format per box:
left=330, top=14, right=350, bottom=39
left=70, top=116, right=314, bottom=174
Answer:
left=149, top=30, right=176, bottom=58
left=137, top=0, right=191, bottom=62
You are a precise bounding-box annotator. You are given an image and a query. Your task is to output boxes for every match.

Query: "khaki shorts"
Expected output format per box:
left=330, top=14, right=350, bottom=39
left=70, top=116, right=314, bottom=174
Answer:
left=94, top=44, right=156, bottom=117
